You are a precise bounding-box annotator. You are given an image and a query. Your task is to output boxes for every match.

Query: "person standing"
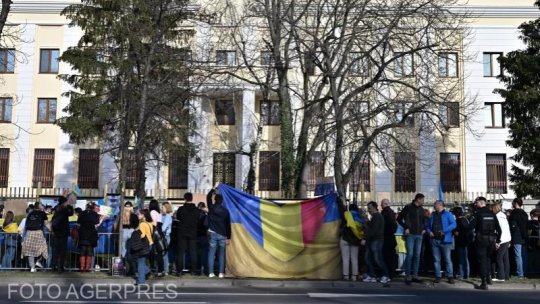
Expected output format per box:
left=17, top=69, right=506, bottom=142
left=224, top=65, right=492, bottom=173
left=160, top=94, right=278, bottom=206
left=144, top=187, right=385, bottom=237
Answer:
left=1, top=211, right=18, bottom=268
left=426, top=200, right=457, bottom=284
left=196, top=202, right=209, bottom=275
left=509, top=198, right=528, bottom=278
left=176, top=192, right=201, bottom=276
left=397, top=193, right=426, bottom=285
left=21, top=202, right=50, bottom=272
left=51, top=197, right=74, bottom=273
left=207, top=184, right=231, bottom=278
left=381, top=199, right=397, bottom=278
left=134, top=209, right=154, bottom=285
left=149, top=199, right=165, bottom=276
left=340, top=203, right=361, bottom=281
left=162, top=202, right=173, bottom=275
left=452, top=207, right=474, bottom=280
left=492, top=202, right=511, bottom=282
left=121, top=202, right=139, bottom=258
left=362, top=201, right=390, bottom=284
left=77, top=202, right=101, bottom=272
left=471, top=197, right=501, bottom=290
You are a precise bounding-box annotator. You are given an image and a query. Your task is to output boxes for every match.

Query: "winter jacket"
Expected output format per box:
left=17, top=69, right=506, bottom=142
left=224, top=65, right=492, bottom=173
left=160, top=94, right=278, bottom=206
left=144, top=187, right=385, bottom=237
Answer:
left=397, top=203, right=426, bottom=235
left=381, top=206, right=398, bottom=247
left=364, top=212, right=385, bottom=242
left=176, top=203, right=200, bottom=239
left=426, top=210, right=457, bottom=244
left=77, top=210, right=99, bottom=247
left=496, top=211, right=511, bottom=244
left=207, top=189, right=231, bottom=239
left=509, top=208, right=528, bottom=245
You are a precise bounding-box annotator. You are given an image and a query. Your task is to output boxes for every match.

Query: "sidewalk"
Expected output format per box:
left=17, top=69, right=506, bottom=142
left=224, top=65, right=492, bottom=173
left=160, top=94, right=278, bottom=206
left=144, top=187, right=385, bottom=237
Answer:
left=0, top=272, right=537, bottom=290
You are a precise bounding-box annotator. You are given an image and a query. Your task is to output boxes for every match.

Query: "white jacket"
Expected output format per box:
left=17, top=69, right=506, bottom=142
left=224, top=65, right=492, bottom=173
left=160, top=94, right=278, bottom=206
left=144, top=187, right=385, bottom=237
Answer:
left=496, top=211, right=512, bottom=244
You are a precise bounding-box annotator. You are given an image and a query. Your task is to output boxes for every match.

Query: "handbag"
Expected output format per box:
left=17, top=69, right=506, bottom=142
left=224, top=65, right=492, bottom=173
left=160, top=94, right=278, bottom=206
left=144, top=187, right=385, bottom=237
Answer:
left=129, top=230, right=150, bottom=256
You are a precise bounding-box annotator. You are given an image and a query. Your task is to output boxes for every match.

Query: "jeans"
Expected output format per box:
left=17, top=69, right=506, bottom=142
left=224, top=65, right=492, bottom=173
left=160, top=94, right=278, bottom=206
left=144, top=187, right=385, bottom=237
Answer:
left=52, top=236, right=68, bottom=270
left=513, top=244, right=524, bottom=278
left=122, top=228, right=134, bottom=258
left=431, top=239, right=453, bottom=279
left=1, top=246, right=15, bottom=268
left=208, top=231, right=226, bottom=274
left=456, top=245, right=470, bottom=279
left=339, top=238, right=359, bottom=276
left=404, top=234, right=423, bottom=277
left=176, top=236, right=198, bottom=273
left=163, top=235, right=171, bottom=273
left=495, top=242, right=510, bottom=280
left=137, top=255, right=150, bottom=284
left=365, top=240, right=389, bottom=278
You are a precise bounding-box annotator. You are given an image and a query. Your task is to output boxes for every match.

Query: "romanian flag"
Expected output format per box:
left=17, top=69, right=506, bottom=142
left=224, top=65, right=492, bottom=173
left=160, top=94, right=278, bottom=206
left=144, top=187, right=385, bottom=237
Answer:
left=219, top=184, right=341, bottom=279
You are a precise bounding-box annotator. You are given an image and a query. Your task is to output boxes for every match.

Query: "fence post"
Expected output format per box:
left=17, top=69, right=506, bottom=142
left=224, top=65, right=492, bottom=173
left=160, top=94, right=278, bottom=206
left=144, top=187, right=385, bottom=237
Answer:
left=37, top=182, right=42, bottom=203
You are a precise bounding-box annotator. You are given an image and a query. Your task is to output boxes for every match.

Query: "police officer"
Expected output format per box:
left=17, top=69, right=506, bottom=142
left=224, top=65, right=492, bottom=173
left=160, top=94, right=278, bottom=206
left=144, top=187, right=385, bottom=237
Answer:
left=470, top=197, right=501, bottom=290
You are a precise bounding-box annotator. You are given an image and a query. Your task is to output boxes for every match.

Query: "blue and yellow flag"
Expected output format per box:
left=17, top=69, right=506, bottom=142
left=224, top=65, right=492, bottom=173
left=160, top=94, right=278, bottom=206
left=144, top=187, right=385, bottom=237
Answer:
left=219, top=184, right=341, bottom=279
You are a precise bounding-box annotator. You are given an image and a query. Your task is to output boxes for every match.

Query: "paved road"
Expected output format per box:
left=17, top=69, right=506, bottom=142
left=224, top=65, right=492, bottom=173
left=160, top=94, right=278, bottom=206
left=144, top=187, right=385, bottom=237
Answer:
left=0, top=284, right=538, bottom=304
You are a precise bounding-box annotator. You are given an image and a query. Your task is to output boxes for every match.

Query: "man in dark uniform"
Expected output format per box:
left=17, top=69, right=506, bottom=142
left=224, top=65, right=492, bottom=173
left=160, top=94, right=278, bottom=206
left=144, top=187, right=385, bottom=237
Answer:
left=470, top=197, right=501, bottom=290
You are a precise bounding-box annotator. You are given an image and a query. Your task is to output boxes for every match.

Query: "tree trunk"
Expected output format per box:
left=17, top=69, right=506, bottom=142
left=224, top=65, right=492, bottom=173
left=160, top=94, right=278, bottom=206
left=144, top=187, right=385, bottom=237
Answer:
left=0, top=0, right=12, bottom=37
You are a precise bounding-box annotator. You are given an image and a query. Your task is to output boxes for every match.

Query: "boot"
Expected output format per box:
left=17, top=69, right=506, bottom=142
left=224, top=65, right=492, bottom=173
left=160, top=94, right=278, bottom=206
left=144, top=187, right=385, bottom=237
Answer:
left=79, top=256, right=86, bottom=272
left=85, top=256, right=93, bottom=272
left=476, top=277, right=488, bottom=290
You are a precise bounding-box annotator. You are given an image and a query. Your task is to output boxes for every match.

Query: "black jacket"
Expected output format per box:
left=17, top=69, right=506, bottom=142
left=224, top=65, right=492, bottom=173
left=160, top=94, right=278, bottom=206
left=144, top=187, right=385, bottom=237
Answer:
left=381, top=206, right=398, bottom=246
left=397, top=203, right=426, bottom=235
left=51, top=205, right=74, bottom=237
left=509, top=208, right=528, bottom=245
left=77, top=210, right=99, bottom=247
left=207, top=189, right=231, bottom=239
left=364, top=212, right=385, bottom=242
left=471, top=206, right=502, bottom=243
left=176, top=203, right=200, bottom=239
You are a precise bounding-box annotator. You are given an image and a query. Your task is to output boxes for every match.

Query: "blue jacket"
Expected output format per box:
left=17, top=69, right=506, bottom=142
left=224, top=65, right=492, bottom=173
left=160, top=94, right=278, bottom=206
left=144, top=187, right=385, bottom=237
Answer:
left=426, top=210, right=457, bottom=244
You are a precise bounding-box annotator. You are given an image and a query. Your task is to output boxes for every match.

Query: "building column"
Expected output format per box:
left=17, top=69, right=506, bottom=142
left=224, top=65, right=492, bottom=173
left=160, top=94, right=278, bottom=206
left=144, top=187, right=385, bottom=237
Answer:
left=189, top=97, right=213, bottom=192
left=236, top=89, right=257, bottom=190
left=11, top=24, right=36, bottom=188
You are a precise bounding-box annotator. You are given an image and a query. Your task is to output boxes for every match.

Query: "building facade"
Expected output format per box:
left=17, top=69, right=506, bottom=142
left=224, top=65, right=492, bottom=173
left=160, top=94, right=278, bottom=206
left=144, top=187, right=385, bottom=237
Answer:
left=0, top=0, right=537, bottom=201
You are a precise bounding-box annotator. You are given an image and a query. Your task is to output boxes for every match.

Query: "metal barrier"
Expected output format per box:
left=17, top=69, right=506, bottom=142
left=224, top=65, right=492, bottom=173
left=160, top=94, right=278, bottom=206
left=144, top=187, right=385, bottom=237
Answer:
left=0, top=231, right=118, bottom=272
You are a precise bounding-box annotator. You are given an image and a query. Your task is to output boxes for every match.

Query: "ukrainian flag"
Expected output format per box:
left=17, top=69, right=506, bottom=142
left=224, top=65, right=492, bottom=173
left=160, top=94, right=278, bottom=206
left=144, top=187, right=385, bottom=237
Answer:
left=219, top=184, right=341, bottom=279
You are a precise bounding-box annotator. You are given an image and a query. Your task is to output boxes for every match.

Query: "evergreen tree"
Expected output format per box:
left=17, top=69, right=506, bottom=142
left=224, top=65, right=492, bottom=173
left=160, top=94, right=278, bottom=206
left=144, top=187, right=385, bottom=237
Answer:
left=58, top=0, right=196, bottom=198
left=496, top=1, right=540, bottom=197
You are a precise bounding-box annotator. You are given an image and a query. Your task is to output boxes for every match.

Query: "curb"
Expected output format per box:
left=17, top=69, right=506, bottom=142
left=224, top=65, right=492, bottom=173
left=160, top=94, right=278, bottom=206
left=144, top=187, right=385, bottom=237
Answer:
left=0, top=276, right=536, bottom=291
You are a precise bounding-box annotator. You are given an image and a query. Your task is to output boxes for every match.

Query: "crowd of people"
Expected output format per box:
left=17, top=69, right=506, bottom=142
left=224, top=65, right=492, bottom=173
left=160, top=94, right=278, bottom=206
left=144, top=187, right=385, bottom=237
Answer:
left=0, top=185, right=539, bottom=288
left=340, top=194, right=540, bottom=290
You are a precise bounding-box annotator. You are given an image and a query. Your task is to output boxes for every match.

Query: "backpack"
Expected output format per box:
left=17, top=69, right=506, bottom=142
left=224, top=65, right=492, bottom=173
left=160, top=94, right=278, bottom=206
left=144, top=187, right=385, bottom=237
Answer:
left=152, top=223, right=168, bottom=255
left=129, top=230, right=150, bottom=257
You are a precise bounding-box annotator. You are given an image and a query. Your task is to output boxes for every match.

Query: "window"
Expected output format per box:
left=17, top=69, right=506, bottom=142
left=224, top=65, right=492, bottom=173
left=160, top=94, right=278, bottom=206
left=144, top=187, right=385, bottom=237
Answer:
left=125, top=150, right=137, bottom=190
left=394, top=52, right=414, bottom=77
left=438, top=52, right=458, bottom=77
left=483, top=52, right=503, bottom=77
left=350, top=154, right=370, bottom=192
left=350, top=101, right=370, bottom=126
left=0, top=97, right=12, bottom=122
left=213, top=153, right=236, bottom=187
left=216, top=50, right=236, bottom=66
left=0, top=49, right=15, bottom=73
left=484, top=103, right=505, bottom=128
left=349, top=52, right=369, bottom=76
left=259, top=151, right=280, bottom=191
left=215, top=100, right=235, bottom=125
left=261, top=100, right=280, bottom=125
left=168, top=151, right=188, bottom=189
left=396, top=102, right=414, bottom=126
left=441, top=102, right=459, bottom=127
left=78, top=149, right=99, bottom=189
left=179, top=49, right=192, bottom=62
left=0, top=149, right=8, bottom=187
left=37, top=98, right=57, bottom=123
left=395, top=152, right=416, bottom=192
left=307, top=151, right=325, bottom=191
left=440, top=153, right=461, bottom=192
left=39, top=49, right=60, bottom=73
left=261, top=51, right=273, bottom=66
left=486, top=154, right=507, bottom=194
left=304, top=52, right=316, bottom=75
left=32, top=149, right=54, bottom=188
